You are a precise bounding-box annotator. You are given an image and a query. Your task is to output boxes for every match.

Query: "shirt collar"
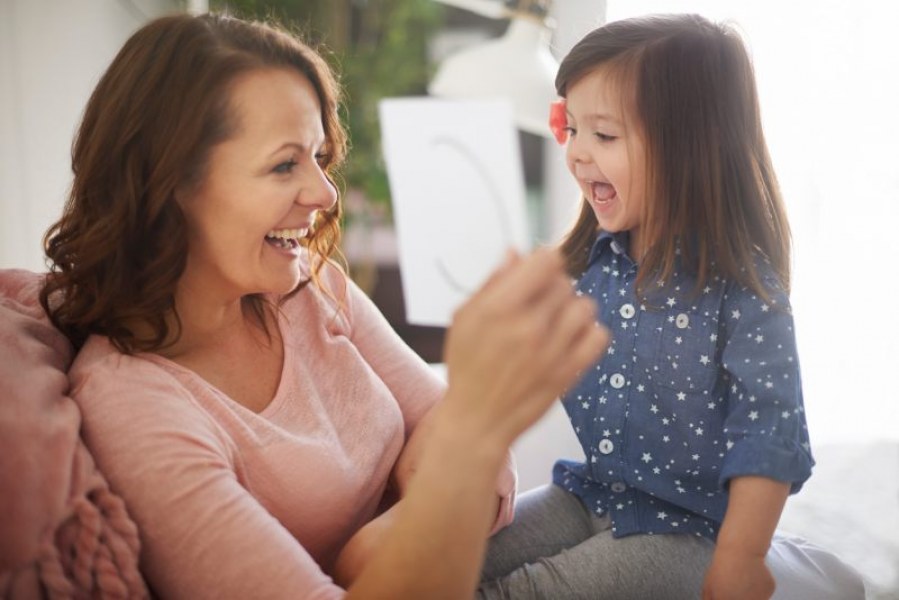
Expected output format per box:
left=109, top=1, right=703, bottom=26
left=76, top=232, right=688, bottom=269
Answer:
left=587, top=229, right=633, bottom=266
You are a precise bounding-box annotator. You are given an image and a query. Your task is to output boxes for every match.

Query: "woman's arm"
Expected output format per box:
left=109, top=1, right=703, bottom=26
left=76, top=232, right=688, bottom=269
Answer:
left=391, top=405, right=518, bottom=532
left=345, top=248, right=608, bottom=598
left=71, top=355, right=349, bottom=599
left=334, top=417, right=515, bottom=588
left=702, top=476, right=791, bottom=600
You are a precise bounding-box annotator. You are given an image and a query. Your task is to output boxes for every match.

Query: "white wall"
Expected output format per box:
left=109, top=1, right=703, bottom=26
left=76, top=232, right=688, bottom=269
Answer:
left=0, top=0, right=179, bottom=271
left=510, top=0, right=606, bottom=492
left=540, top=0, right=607, bottom=245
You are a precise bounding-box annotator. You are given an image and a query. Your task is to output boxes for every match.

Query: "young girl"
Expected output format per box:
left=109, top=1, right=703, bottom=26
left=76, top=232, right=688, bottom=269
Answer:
left=478, top=13, right=865, bottom=599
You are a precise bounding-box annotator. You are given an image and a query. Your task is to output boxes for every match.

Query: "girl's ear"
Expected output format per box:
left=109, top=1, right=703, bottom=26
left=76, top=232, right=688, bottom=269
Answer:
left=172, top=186, right=187, bottom=209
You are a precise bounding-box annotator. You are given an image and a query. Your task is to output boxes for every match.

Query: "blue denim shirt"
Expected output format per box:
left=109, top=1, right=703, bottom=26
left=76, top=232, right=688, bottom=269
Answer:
left=552, top=231, right=814, bottom=540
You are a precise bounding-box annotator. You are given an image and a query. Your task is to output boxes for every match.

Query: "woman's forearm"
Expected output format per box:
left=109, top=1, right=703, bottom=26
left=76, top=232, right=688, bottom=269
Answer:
left=345, top=249, right=607, bottom=598
left=346, top=401, right=506, bottom=599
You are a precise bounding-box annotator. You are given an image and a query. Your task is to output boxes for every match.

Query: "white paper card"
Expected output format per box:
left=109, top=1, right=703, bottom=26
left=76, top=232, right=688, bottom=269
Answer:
left=379, top=97, right=531, bottom=326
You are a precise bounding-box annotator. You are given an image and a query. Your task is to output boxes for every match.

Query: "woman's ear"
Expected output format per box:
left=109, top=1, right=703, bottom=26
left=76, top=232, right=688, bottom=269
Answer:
left=172, top=182, right=194, bottom=210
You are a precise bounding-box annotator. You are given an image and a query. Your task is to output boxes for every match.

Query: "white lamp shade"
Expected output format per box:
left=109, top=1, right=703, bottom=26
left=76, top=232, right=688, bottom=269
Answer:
left=429, top=19, right=559, bottom=137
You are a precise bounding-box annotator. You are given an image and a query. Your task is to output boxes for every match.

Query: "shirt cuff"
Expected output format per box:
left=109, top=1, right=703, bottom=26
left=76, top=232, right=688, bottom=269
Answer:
left=720, top=435, right=814, bottom=494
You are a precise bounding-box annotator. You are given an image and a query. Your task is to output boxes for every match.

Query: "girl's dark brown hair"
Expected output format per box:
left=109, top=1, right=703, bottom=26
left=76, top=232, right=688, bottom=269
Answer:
left=557, top=13, right=791, bottom=300
left=41, top=13, right=348, bottom=353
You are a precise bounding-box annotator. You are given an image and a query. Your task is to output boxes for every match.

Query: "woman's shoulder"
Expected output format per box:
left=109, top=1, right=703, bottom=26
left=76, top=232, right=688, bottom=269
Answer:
left=71, top=335, right=161, bottom=381
left=69, top=336, right=194, bottom=414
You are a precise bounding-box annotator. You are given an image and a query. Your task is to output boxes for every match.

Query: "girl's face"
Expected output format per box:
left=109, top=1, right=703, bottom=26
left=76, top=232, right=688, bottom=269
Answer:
left=564, top=67, right=648, bottom=256
left=177, top=68, right=337, bottom=302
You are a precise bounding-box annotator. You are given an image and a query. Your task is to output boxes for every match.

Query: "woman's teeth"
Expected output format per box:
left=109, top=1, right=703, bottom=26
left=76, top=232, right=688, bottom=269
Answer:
left=265, top=228, right=307, bottom=249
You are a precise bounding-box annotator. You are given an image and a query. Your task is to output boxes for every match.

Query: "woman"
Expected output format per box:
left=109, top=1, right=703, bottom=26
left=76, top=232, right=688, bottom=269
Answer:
left=40, top=12, right=607, bottom=599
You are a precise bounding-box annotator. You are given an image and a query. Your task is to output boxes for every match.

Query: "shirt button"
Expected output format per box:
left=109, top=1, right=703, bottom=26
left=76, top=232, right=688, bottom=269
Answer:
left=598, top=439, right=615, bottom=454
left=619, top=303, right=636, bottom=319
left=610, top=240, right=623, bottom=254
left=610, top=482, right=627, bottom=493
left=610, top=373, right=626, bottom=389
left=675, top=313, right=690, bottom=329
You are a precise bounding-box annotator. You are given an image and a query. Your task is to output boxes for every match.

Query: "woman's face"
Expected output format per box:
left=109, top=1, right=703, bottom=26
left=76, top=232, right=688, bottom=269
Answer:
left=177, top=67, right=336, bottom=301
left=564, top=67, right=648, bottom=256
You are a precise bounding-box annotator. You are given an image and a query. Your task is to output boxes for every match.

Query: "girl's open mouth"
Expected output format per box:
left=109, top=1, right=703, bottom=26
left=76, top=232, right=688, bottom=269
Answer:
left=591, top=182, right=617, bottom=203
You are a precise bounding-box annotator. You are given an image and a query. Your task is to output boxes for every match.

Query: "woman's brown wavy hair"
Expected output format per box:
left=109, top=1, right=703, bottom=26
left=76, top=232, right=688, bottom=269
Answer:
left=556, top=14, right=791, bottom=301
left=41, top=13, right=348, bottom=353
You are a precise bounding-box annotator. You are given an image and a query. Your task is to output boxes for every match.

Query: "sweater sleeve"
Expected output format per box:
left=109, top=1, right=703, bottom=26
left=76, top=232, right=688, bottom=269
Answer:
left=337, top=268, right=446, bottom=434
left=70, top=351, right=345, bottom=600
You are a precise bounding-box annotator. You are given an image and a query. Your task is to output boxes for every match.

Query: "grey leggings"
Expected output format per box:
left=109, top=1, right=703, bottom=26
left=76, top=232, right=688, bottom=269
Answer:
left=476, top=484, right=866, bottom=600
left=477, top=484, right=713, bottom=599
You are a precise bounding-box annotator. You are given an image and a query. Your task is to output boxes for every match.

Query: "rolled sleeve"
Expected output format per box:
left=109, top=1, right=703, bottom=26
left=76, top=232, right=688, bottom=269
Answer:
left=720, top=268, right=814, bottom=492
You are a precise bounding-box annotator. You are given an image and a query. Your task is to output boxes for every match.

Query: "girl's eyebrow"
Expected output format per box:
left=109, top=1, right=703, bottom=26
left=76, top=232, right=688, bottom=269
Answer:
left=587, top=113, right=622, bottom=126
left=565, top=109, right=622, bottom=126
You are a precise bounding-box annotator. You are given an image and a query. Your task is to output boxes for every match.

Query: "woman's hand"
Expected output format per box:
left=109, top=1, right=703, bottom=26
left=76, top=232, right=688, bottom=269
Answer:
left=442, top=248, right=609, bottom=446
left=345, top=248, right=608, bottom=599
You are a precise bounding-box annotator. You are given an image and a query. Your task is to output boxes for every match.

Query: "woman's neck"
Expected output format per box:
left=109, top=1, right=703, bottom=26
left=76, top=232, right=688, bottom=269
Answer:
left=159, top=277, right=272, bottom=361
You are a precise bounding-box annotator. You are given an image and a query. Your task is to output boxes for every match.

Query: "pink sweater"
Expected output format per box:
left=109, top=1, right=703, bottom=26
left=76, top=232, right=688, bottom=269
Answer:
left=69, top=265, right=448, bottom=599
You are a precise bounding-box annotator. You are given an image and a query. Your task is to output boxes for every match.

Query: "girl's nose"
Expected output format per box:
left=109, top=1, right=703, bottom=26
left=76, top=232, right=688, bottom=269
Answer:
left=566, top=134, right=591, bottom=165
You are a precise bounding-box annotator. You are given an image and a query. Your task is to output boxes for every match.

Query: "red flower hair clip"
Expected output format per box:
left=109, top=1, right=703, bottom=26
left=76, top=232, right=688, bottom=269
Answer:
left=549, top=99, right=568, bottom=145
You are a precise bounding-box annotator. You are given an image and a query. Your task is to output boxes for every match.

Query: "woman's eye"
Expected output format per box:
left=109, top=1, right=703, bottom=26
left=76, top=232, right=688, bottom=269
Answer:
left=594, top=132, right=617, bottom=143
left=273, top=159, right=298, bottom=174
left=314, top=152, right=330, bottom=166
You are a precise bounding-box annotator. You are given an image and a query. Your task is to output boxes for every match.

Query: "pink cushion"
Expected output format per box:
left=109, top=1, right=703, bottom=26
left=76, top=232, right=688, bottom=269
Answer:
left=0, top=269, right=148, bottom=598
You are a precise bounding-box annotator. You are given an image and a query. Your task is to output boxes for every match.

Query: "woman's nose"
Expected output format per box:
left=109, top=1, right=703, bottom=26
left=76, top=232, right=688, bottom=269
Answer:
left=297, top=163, right=338, bottom=212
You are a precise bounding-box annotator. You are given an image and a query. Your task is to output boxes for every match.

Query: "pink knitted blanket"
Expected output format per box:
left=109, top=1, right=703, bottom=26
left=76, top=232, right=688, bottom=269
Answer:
left=0, top=269, right=148, bottom=599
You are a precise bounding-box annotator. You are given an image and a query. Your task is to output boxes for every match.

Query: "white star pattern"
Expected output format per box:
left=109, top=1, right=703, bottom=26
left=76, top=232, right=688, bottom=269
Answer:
left=556, top=236, right=810, bottom=542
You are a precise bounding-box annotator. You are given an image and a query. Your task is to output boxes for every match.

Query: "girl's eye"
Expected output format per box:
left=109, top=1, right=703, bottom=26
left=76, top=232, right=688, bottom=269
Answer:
left=273, top=159, right=298, bottom=174
left=564, top=126, right=577, bottom=137
left=595, top=132, right=618, bottom=143
left=314, top=152, right=331, bottom=166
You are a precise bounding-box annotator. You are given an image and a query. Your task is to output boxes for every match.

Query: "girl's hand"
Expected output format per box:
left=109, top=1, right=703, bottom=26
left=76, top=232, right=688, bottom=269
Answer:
left=704, top=476, right=789, bottom=599
left=442, top=247, right=609, bottom=447
left=702, top=548, right=775, bottom=600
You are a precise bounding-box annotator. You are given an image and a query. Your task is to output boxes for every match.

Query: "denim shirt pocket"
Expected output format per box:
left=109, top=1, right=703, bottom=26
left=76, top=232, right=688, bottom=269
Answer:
left=643, top=303, right=721, bottom=393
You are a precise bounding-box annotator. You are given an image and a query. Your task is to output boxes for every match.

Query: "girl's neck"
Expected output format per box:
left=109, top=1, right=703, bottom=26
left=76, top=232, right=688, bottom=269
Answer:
left=629, top=227, right=645, bottom=261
